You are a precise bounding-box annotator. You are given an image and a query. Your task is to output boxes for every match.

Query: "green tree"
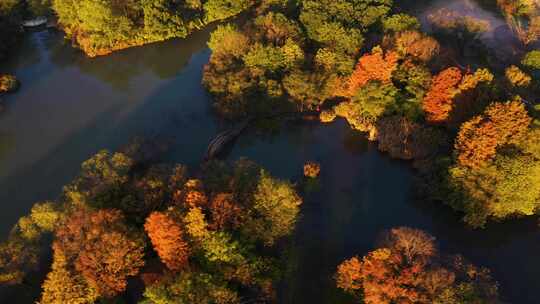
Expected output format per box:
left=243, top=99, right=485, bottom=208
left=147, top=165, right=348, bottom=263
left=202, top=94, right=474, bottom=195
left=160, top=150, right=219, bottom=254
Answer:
left=247, top=170, right=302, bottom=245
left=243, top=43, right=287, bottom=72
left=315, top=47, right=355, bottom=75
left=283, top=69, right=338, bottom=108
left=203, top=0, right=250, bottom=23
left=522, top=50, right=540, bottom=70
left=301, top=0, right=392, bottom=31
left=383, top=13, right=420, bottom=33
left=351, top=81, right=399, bottom=121
left=51, top=0, right=252, bottom=56
left=254, top=12, right=303, bottom=46
left=142, top=271, right=240, bottom=304
left=450, top=152, right=540, bottom=227
left=392, top=61, right=431, bottom=120
left=142, top=0, right=188, bottom=41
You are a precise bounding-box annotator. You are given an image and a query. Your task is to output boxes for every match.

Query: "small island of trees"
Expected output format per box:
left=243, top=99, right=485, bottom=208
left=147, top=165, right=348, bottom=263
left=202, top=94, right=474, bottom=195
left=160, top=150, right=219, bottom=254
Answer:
left=0, top=148, right=302, bottom=303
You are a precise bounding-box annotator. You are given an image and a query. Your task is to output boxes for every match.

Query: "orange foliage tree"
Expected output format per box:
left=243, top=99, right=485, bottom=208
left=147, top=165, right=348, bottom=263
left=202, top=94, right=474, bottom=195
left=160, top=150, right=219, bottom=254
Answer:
left=54, top=208, right=145, bottom=298
left=145, top=211, right=190, bottom=271
left=422, top=67, right=463, bottom=124
left=181, top=179, right=209, bottom=208
left=336, top=227, right=435, bottom=303
left=335, top=227, right=499, bottom=304
left=455, top=100, right=531, bottom=168
left=344, top=47, right=399, bottom=96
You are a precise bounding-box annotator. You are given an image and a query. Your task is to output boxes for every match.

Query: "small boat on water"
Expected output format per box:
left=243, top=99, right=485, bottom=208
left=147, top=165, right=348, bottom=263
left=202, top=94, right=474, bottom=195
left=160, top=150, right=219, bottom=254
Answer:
left=22, top=17, right=47, bottom=28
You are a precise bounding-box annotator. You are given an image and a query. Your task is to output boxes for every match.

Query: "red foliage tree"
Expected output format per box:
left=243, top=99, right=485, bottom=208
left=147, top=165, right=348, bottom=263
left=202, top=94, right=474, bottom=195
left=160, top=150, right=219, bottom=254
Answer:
left=423, top=67, right=463, bottom=124
left=55, top=209, right=145, bottom=298
left=145, top=211, right=190, bottom=271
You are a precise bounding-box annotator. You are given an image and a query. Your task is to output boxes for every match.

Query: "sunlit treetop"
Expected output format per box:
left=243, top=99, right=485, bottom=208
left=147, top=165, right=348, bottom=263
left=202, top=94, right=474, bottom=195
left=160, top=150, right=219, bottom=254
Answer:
left=382, top=13, right=420, bottom=33
left=522, top=50, right=540, bottom=70
left=336, top=227, right=499, bottom=304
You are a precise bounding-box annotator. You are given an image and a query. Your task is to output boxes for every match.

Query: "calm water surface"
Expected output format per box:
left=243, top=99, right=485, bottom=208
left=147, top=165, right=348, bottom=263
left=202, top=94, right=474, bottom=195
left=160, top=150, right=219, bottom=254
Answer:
left=0, top=23, right=539, bottom=304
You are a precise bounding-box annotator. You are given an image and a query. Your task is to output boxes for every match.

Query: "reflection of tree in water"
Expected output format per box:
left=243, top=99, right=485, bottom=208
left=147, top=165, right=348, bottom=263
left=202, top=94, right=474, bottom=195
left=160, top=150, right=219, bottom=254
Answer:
left=1, top=30, right=43, bottom=71
left=342, top=126, right=369, bottom=155
left=412, top=0, right=523, bottom=68
left=48, top=24, right=216, bottom=89
left=231, top=118, right=300, bottom=153
left=0, top=133, right=13, bottom=163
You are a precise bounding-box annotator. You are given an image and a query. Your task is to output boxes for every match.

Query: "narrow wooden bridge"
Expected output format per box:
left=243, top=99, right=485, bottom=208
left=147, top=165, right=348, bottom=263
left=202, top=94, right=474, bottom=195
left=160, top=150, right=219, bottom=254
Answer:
left=204, top=120, right=250, bottom=161
left=203, top=110, right=321, bottom=161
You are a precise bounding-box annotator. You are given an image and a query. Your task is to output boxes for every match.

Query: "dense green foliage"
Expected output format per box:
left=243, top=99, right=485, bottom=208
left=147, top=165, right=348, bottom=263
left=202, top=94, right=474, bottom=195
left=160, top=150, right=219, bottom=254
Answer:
left=336, top=81, right=400, bottom=124
left=203, top=0, right=396, bottom=118
left=382, top=13, right=420, bottom=33
left=51, top=0, right=253, bottom=56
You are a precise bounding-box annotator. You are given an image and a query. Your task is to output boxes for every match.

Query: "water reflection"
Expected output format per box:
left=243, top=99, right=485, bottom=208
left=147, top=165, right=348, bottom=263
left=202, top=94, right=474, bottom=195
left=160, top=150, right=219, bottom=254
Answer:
left=0, top=29, right=218, bottom=239
left=228, top=121, right=417, bottom=303
left=0, top=133, right=13, bottom=162
left=418, top=0, right=526, bottom=65
left=228, top=119, right=540, bottom=304
left=3, top=24, right=216, bottom=90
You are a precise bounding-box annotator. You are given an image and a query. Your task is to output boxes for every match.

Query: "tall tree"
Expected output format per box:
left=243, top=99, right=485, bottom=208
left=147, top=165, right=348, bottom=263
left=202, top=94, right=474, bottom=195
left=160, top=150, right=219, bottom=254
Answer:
left=145, top=211, right=190, bottom=271
left=423, top=67, right=463, bottom=124
left=39, top=243, right=98, bottom=304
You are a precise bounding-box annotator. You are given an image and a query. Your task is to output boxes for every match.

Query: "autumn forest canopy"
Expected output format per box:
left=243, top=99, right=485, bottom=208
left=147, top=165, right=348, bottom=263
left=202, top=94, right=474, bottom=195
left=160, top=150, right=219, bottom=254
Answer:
left=1, top=147, right=303, bottom=303
left=1, top=0, right=540, bottom=303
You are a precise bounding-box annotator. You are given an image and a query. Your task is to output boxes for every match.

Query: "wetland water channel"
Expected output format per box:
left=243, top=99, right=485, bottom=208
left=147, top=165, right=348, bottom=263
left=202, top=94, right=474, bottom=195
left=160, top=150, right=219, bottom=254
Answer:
left=0, top=12, right=539, bottom=304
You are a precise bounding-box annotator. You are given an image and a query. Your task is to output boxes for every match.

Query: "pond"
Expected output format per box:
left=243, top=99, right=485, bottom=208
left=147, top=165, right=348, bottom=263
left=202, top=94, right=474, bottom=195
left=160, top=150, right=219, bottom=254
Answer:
left=0, top=11, right=539, bottom=304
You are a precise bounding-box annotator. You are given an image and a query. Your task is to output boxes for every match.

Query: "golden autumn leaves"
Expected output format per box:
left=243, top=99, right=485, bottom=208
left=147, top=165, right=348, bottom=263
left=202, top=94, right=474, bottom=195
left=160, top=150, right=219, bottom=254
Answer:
left=30, top=150, right=304, bottom=303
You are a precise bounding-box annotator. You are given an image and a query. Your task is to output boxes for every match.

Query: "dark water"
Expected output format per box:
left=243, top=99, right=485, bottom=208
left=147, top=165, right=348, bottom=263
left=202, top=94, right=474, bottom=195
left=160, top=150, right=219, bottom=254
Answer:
left=1, top=25, right=539, bottom=304
left=0, top=27, right=220, bottom=238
